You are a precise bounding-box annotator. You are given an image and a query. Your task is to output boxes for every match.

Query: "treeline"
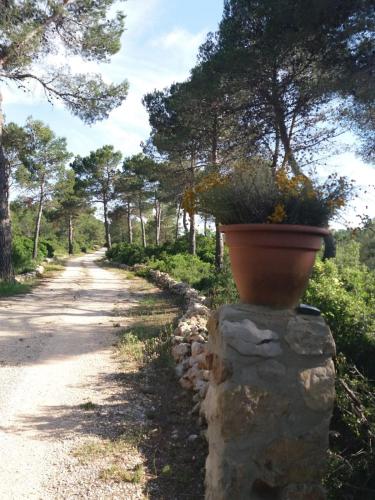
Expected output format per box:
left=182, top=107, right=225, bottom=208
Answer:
left=2, top=118, right=103, bottom=274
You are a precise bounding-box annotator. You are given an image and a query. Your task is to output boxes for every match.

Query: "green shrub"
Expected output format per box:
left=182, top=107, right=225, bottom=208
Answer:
left=106, top=243, right=148, bottom=266
left=304, top=259, right=375, bottom=378
left=148, top=253, right=213, bottom=289
left=199, top=256, right=239, bottom=306
left=12, top=236, right=35, bottom=273
left=39, top=239, right=56, bottom=258
left=11, top=236, right=55, bottom=273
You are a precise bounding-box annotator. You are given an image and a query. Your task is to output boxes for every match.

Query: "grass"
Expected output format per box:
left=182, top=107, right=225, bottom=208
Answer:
left=117, top=290, right=182, bottom=367
left=79, top=401, right=97, bottom=410
left=118, top=331, right=145, bottom=363
left=99, top=464, right=145, bottom=483
left=44, top=262, right=65, bottom=274
left=73, top=428, right=146, bottom=464
left=0, top=281, right=34, bottom=297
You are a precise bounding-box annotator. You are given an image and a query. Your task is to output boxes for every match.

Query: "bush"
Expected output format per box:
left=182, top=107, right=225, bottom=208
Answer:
left=106, top=243, right=148, bottom=266
left=12, top=235, right=50, bottom=273
left=11, top=236, right=55, bottom=273
left=304, top=259, right=375, bottom=378
left=148, top=253, right=213, bottom=289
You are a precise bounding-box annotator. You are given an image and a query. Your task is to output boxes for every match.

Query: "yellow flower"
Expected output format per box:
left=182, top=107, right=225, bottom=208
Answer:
left=268, top=203, right=287, bottom=223
left=182, top=172, right=228, bottom=215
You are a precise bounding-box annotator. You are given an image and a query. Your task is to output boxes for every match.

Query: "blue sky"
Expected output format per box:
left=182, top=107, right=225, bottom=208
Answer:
left=3, top=0, right=374, bottom=226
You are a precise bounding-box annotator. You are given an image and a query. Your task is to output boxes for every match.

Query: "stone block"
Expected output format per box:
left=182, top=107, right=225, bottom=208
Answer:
left=299, top=360, right=336, bottom=412
left=285, top=316, right=335, bottom=356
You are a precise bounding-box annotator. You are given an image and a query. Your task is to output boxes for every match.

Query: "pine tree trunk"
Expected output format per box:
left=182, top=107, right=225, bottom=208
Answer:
left=204, top=215, right=208, bottom=236
left=103, top=198, right=111, bottom=248
left=127, top=201, right=133, bottom=244
left=182, top=209, right=188, bottom=234
left=68, top=215, right=74, bottom=254
left=189, top=212, right=196, bottom=255
left=32, top=180, right=45, bottom=260
left=155, top=198, right=161, bottom=246
left=0, top=88, right=13, bottom=281
left=175, top=200, right=181, bottom=240
left=189, top=155, right=196, bottom=255
left=272, top=77, right=301, bottom=175
left=211, top=119, right=224, bottom=272
left=139, top=203, right=146, bottom=248
left=215, top=220, right=224, bottom=271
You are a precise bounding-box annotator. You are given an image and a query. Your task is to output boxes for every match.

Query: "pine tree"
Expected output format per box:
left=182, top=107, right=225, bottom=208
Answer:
left=72, top=145, right=122, bottom=249
left=0, top=0, right=128, bottom=280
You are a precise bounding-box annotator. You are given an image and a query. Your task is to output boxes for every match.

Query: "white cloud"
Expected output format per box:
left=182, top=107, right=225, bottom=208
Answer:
left=151, top=27, right=206, bottom=67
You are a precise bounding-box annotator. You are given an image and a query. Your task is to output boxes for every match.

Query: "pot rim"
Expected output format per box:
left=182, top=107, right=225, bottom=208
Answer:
left=219, top=223, right=329, bottom=236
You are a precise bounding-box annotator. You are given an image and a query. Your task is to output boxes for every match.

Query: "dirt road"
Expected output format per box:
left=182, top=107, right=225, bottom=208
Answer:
left=0, top=251, right=144, bottom=499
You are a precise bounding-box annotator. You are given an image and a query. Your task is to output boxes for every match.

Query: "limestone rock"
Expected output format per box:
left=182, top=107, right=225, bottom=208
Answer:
left=286, top=316, right=336, bottom=356
left=259, top=437, right=325, bottom=485
left=179, top=376, right=194, bottom=390
left=221, top=318, right=282, bottom=357
left=211, top=355, right=233, bottom=385
left=257, top=359, right=286, bottom=381
left=172, top=335, right=185, bottom=345
left=174, top=322, right=191, bottom=337
left=299, top=360, right=335, bottom=412
left=184, top=364, right=202, bottom=385
left=175, top=359, right=189, bottom=378
left=195, top=352, right=209, bottom=370
left=191, top=341, right=206, bottom=357
left=217, top=385, right=289, bottom=439
left=35, top=265, right=44, bottom=276
left=171, top=343, right=191, bottom=362
left=185, top=303, right=211, bottom=319
left=187, top=333, right=206, bottom=343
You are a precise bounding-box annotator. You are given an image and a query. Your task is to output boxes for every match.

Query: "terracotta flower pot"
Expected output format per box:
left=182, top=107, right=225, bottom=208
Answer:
left=220, top=224, right=329, bottom=308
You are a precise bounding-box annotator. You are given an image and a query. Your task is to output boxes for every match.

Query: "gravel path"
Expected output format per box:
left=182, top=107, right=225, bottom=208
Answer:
left=0, top=251, right=146, bottom=499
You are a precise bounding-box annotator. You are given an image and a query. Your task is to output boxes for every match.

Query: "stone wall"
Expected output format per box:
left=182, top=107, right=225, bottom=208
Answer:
left=15, top=263, right=46, bottom=283
left=202, top=304, right=336, bottom=500
left=145, top=269, right=212, bottom=414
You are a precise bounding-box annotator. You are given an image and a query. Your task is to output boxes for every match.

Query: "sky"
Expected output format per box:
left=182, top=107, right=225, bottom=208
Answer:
left=3, top=0, right=375, bottom=227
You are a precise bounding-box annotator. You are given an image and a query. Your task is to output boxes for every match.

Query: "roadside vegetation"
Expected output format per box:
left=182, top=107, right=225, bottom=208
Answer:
left=0, top=281, right=34, bottom=297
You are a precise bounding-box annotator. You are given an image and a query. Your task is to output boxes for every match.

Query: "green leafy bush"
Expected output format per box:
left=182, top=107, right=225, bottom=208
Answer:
left=304, top=259, right=375, bottom=378
left=11, top=236, right=48, bottom=273
left=147, top=253, right=213, bottom=289
left=106, top=243, right=148, bottom=266
left=107, top=234, right=217, bottom=269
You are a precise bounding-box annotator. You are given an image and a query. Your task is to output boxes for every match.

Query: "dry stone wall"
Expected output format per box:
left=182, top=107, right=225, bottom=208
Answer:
left=145, top=269, right=212, bottom=414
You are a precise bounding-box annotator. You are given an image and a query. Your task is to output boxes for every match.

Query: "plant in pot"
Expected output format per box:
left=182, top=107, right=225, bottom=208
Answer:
left=197, top=160, right=352, bottom=308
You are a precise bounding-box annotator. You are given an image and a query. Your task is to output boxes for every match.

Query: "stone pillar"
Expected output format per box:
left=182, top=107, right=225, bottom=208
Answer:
left=203, top=304, right=336, bottom=500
